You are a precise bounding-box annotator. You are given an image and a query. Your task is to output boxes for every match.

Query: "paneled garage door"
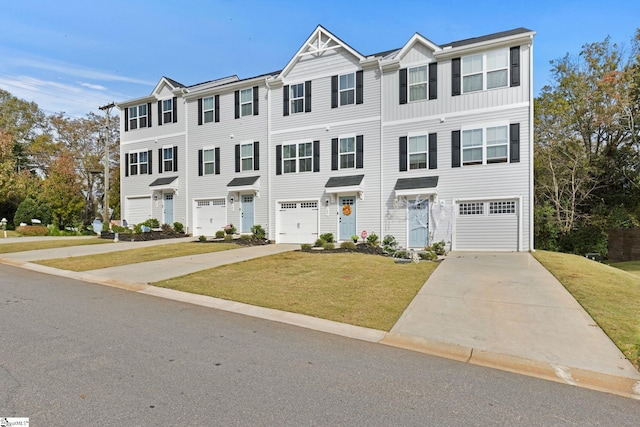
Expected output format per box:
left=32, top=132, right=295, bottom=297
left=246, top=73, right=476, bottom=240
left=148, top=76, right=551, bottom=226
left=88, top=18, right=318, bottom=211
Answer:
left=125, top=196, right=151, bottom=226
left=455, top=200, right=519, bottom=251
left=194, top=199, right=226, bottom=237
left=278, top=201, right=319, bottom=244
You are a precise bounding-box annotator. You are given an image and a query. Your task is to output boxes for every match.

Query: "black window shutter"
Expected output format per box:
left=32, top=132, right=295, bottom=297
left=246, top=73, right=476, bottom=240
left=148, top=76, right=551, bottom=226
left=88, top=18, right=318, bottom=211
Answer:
left=331, top=75, right=338, bottom=108
left=173, top=146, right=178, bottom=172
left=428, top=62, right=438, bottom=100
left=214, top=147, right=220, bottom=174
left=214, top=95, right=220, bottom=122
left=253, top=141, right=259, bottom=171
left=172, top=97, right=177, bottom=123
left=147, top=150, right=153, bottom=175
left=452, top=58, right=461, bottom=96
left=428, top=133, right=437, bottom=169
left=399, top=137, right=407, bottom=172
left=253, top=86, right=259, bottom=115
left=197, top=98, right=203, bottom=126
left=356, top=70, right=363, bottom=104
left=124, top=108, right=129, bottom=132
left=234, top=90, right=240, bottom=119
left=158, top=148, right=163, bottom=173
left=276, top=145, right=282, bottom=175
left=305, top=80, right=312, bottom=112
left=510, top=123, right=520, bottom=163
left=331, top=138, right=338, bottom=170
left=198, top=149, right=203, bottom=176
left=157, top=101, right=162, bottom=126
left=313, top=140, right=320, bottom=172
left=147, top=102, right=152, bottom=128
left=125, top=153, right=129, bottom=176
left=399, top=68, right=408, bottom=104
left=283, top=85, right=289, bottom=116
left=452, top=130, right=461, bottom=168
left=356, top=135, right=364, bottom=169
left=510, top=46, right=520, bottom=87
left=235, top=144, right=240, bottom=172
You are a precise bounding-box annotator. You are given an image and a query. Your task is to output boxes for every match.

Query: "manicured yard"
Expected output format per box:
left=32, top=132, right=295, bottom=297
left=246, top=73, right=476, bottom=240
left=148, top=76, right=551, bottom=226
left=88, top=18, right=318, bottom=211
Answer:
left=609, top=260, right=640, bottom=277
left=154, top=251, right=438, bottom=331
left=36, top=242, right=240, bottom=272
left=533, top=250, right=640, bottom=369
left=0, top=238, right=109, bottom=254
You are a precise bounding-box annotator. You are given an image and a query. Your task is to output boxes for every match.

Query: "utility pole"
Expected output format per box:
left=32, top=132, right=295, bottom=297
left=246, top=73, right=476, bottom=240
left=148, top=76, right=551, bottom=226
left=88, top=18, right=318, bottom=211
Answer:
left=99, top=102, right=115, bottom=226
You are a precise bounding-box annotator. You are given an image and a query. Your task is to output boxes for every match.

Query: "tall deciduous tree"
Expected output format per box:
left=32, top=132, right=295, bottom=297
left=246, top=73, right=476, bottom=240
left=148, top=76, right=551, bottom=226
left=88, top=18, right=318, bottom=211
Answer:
left=41, top=152, right=85, bottom=229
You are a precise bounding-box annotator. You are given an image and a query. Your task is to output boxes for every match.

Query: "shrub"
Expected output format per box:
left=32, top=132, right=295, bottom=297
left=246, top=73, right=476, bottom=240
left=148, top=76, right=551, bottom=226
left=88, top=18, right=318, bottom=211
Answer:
left=314, top=238, right=325, bottom=247
left=224, top=234, right=234, bottom=241
left=394, top=250, right=408, bottom=259
left=366, top=232, right=380, bottom=247
left=173, top=222, right=184, bottom=233
left=16, top=225, right=49, bottom=236
left=322, top=241, right=335, bottom=250
left=160, top=224, right=173, bottom=234
left=215, top=230, right=225, bottom=239
left=225, top=224, right=236, bottom=235
left=300, top=243, right=312, bottom=251
left=240, top=234, right=251, bottom=241
left=198, top=235, right=207, bottom=242
left=14, top=198, right=52, bottom=226
left=142, top=218, right=160, bottom=228
left=112, top=225, right=127, bottom=233
left=419, top=250, right=438, bottom=261
left=382, top=235, right=397, bottom=253
left=427, top=241, right=447, bottom=256
left=340, top=241, right=357, bottom=250
left=319, top=233, right=334, bottom=243
left=251, top=224, right=266, bottom=239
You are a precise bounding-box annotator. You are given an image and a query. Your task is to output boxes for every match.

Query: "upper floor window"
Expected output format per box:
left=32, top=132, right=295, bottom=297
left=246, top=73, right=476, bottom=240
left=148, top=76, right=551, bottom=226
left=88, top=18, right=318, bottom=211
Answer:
left=283, top=142, right=312, bottom=174
left=462, top=48, right=509, bottom=93
left=409, top=135, right=428, bottom=169
left=283, top=81, right=311, bottom=116
left=462, top=125, right=508, bottom=166
left=128, top=150, right=149, bottom=176
left=240, top=88, right=253, bottom=116
left=162, top=99, right=173, bottom=123
left=202, top=148, right=215, bottom=175
left=128, top=105, right=148, bottom=130
left=290, top=83, right=304, bottom=114
left=163, top=147, right=174, bottom=172
left=203, top=97, right=214, bottom=123
left=241, top=142, right=254, bottom=171
left=339, top=137, right=355, bottom=169
left=339, top=73, right=355, bottom=106
left=409, top=66, right=428, bottom=102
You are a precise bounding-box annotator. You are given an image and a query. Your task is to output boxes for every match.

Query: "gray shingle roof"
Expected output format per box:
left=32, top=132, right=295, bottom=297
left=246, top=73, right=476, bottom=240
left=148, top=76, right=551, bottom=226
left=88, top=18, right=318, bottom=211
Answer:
left=227, top=176, right=260, bottom=187
left=394, top=176, right=439, bottom=191
left=325, top=175, right=365, bottom=188
left=149, top=176, right=178, bottom=187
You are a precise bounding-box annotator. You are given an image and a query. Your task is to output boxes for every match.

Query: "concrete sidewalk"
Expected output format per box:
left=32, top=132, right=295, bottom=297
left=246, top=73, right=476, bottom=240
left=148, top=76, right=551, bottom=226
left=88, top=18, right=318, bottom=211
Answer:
left=382, top=252, right=640, bottom=398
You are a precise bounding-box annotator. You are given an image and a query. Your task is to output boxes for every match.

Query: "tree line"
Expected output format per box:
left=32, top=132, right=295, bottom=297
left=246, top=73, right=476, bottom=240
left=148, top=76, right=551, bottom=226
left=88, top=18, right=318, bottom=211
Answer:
left=0, top=89, right=120, bottom=232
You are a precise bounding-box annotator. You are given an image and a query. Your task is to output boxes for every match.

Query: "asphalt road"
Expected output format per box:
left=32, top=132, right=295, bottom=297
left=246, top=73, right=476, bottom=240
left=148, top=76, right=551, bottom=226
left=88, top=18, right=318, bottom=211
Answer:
left=1, top=264, right=639, bottom=426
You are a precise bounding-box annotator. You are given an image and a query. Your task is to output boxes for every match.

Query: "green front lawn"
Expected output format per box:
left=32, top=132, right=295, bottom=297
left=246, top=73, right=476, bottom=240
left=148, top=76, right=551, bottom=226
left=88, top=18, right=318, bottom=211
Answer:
left=609, top=260, right=640, bottom=277
left=0, top=238, right=109, bottom=254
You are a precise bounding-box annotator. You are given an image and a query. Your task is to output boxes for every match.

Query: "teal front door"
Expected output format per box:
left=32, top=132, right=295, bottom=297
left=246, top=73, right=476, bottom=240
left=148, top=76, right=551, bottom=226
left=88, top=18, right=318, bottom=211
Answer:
left=241, top=195, right=254, bottom=233
left=164, top=193, right=174, bottom=225
left=339, top=196, right=356, bottom=241
left=408, top=199, right=429, bottom=248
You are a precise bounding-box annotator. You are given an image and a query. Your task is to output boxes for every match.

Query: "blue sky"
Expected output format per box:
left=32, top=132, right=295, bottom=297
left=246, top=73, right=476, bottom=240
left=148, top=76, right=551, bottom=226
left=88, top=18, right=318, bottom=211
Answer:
left=1, top=0, right=639, bottom=118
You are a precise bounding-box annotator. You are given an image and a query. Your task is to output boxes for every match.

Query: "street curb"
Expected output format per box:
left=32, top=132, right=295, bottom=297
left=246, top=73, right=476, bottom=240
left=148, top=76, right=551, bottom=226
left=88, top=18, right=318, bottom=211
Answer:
left=381, top=332, right=640, bottom=400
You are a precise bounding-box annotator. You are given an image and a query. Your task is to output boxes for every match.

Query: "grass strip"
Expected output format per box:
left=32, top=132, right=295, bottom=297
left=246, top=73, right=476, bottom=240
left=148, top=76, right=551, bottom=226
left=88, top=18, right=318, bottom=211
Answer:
left=0, top=238, right=109, bottom=254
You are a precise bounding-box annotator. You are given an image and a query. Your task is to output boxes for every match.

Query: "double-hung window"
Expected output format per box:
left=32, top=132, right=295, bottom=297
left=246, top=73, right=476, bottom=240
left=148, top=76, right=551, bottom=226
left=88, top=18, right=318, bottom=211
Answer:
left=408, top=66, right=428, bottom=102
left=203, top=96, right=214, bottom=123
left=138, top=150, right=148, bottom=174
left=339, top=73, right=355, bottom=106
left=409, top=135, right=428, bottom=169
left=290, top=83, right=304, bottom=114
left=339, top=137, right=355, bottom=169
left=162, top=99, right=173, bottom=123
left=129, top=152, right=138, bottom=176
left=241, top=142, right=253, bottom=171
left=240, top=88, right=253, bottom=116
left=283, top=142, right=312, bottom=173
left=462, top=125, right=508, bottom=165
left=128, top=104, right=147, bottom=130
left=163, top=147, right=174, bottom=172
left=202, top=148, right=215, bottom=175
left=462, top=48, right=508, bottom=93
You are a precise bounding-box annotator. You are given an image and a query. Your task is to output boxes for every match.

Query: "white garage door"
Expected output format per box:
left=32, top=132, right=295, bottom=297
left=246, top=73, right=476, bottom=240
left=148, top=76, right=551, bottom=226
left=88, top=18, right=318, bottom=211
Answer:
left=278, top=201, right=319, bottom=244
left=126, top=196, right=151, bottom=226
left=455, top=200, right=519, bottom=251
left=194, top=199, right=226, bottom=237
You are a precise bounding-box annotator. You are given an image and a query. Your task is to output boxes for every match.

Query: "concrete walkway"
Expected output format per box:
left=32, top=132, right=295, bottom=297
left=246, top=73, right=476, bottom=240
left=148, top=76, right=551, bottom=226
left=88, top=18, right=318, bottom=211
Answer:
left=1, top=240, right=639, bottom=399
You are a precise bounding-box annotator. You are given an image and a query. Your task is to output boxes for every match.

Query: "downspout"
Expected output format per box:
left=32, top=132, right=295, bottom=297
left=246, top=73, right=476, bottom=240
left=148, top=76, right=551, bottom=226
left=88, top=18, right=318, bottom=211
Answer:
left=182, top=89, right=190, bottom=234
left=265, top=77, right=272, bottom=242
left=378, top=60, right=384, bottom=238
left=528, top=36, right=535, bottom=252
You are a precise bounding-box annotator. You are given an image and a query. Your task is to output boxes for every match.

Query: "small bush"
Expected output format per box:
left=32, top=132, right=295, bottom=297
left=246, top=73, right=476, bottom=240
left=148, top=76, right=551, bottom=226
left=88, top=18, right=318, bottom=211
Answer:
left=340, top=241, right=357, bottom=250
left=351, top=234, right=359, bottom=243
left=366, top=232, right=380, bottom=247
left=419, top=250, right=438, bottom=261
left=300, top=244, right=313, bottom=251
left=240, top=234, right=251, bottom=241
left=382, top=235, right=397, bottom=253
left=224, top=234, right=234, bottom=241
left=173, top=222, right=184, bottom=233
left=322, top=241, right=335, bottom=250
left=225, top=224, right=236, bottom=235
left=215, top=230, right=225, bottom=239
left=160, top=224, right=173, bottom=234
left=394, top=250, right=408, bottom=259
left=142, top=218, right=160, bottom=228
left=429, top=241, right=447, bottom=256
left=198, top=235, right=207, bottom=242
left=251, top=224, right=266, bottom=239
left=112, top=225, right=127, bottom=233
left=314, top=238, right=326, bottom=247
left=16, top=225, right=49, bottom=236
left=319, top=233, right=334, bottom=243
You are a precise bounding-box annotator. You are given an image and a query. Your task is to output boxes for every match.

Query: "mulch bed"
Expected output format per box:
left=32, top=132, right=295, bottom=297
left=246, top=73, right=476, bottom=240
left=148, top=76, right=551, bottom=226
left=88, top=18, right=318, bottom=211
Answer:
left=100, top=231, right=187, bottom=241
left=302, top=243, right=387, bottom=256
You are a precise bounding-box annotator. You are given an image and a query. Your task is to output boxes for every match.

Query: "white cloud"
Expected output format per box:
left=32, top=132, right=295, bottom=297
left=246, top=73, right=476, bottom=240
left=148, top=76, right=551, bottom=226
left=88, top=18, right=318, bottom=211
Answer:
left=80, top=82, right=107, bottom=91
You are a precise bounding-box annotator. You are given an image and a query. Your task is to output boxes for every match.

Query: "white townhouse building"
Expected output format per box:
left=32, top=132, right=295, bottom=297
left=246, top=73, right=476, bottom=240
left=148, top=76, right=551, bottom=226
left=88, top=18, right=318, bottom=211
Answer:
left=118, top=25, right=535, bottom=251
